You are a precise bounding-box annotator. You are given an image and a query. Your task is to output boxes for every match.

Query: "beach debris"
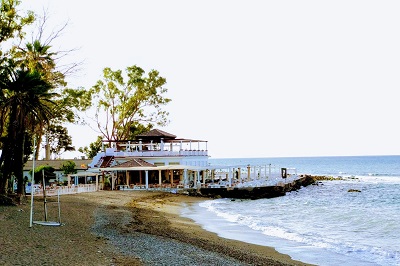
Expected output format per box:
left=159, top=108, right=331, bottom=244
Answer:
left=348, top=189, right=361, bottom=193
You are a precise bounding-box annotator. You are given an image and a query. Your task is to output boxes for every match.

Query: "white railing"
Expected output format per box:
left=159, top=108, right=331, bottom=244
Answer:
left=112, top=150, right=208, bottom=157
left=32, top=184, right=98, bottom=196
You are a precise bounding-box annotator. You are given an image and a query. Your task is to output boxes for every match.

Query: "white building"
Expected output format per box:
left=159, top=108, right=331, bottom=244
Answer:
left=88, top=129, right=211, bottom=190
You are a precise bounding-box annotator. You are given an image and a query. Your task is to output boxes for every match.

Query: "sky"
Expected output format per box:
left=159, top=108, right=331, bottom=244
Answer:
left=19, top=1, right=400, bottom=159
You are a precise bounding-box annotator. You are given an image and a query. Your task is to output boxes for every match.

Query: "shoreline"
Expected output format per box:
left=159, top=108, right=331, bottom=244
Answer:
left=126, top=191, right=310, bottom=265
left=0, top=191, right=312, bottom=265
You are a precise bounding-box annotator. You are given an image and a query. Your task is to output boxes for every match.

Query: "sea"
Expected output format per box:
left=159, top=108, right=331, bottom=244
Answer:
left=181, top=155, right=400, bottom=266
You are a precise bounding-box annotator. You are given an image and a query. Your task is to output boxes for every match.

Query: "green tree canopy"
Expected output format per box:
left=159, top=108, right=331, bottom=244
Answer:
left=31, top=165, right=55, bottom=185
left=0, top=2, right=89, bottom=198
left=0, top=0, right=34, bottom=45
left=0, top=68, right=56, bottom=195
left=89, top=65, right=171, bottom=142
left=46, top=124, right=75, bottom=158
left=60, top=160, right=77, bottom=175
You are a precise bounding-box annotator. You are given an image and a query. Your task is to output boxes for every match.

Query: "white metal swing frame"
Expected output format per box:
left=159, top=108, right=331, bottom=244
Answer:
left=29, top=139, right=62, bottom=227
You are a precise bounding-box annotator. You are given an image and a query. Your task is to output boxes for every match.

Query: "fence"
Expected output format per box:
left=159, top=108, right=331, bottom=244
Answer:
left=32, top=184, right=98, bottom=196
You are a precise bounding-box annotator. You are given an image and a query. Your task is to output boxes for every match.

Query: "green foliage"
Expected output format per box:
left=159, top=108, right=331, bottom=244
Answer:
left=90, top=65, right=171, bottom=141
left=59, top=87, right=92, bottom=123
left=0, top=1, right=88, bottom=195
left=0, top=0, right=34, bottom=44
left=60, top=160, right=77, bottom=175
left=47, top=124, right=75, bottom=157
left=31, top=165, right=55, bottom=184
left=0, top=0, right=35, bottom=195
left=32, top=164, right=54, bottom=174
left=127, top=122, right=153, bottom=140
left=12, top=39, right=64, bottom=87
left=0, top=69, right=56, bottom=193
left=78, top=136, right=103, bottom=159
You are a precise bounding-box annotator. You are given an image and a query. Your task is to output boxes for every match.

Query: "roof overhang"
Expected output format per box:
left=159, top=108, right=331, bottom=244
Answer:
left=99, top=164, right=211, bottom=172
left=68, top=172, right=99, bottom=177
left=164, top=138, right=207, bottom=143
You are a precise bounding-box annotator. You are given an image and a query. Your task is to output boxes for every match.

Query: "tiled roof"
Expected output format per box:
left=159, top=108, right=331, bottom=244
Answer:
left=136, top=129, right=177, bottom=139
left=99, top=156, right=114, bottom=168
left=23, top=159, right=92, bottom=171
left=114, top=158, right=156, bottom=168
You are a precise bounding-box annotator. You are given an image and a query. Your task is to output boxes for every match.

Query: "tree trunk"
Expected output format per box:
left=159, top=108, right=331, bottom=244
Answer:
left=15, top=131, right=26, bottom=204
left=0, top=137, right=14, bottom=195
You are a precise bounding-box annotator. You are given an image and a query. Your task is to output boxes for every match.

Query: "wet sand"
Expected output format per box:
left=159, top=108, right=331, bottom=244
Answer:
left=0, top=191, right=312, bottom=265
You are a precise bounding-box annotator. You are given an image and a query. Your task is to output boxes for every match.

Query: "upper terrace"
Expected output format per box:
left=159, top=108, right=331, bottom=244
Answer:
left=99, top=129, right=208, bottom=158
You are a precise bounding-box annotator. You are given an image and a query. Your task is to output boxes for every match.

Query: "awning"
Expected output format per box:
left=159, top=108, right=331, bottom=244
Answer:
left=69, top=172, right=99, bottom=177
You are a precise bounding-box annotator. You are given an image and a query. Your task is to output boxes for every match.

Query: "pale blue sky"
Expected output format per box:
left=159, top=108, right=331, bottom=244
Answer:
left=20, top=1, right=400, bottom=158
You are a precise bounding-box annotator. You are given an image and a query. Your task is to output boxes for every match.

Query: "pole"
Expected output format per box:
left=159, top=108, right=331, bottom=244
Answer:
left=57, top=189, right=61, bottom=225
left=42, top=169, right=48, bottom=222
left=269, top=164, right=272, bottom=180
left=29, top=138, right=36, bottom=227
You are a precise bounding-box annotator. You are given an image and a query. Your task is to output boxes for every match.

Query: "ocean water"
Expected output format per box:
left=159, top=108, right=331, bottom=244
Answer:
left=181, top=156, right=400, bottom=266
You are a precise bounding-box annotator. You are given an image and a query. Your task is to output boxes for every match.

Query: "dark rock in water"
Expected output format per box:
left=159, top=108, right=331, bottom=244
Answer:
left=348, top=189, right=361, bottom=193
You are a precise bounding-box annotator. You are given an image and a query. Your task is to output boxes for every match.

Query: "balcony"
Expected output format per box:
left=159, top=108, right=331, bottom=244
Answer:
left=107, top=149, right=208, bottom=157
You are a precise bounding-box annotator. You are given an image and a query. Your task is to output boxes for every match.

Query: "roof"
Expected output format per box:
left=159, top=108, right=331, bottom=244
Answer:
left=135, top=129, right=177, bottom=139
left=100, top=164, right=214, bottom=172
left=164, top=138, right=207, bottom=143
left=24, top=159, right=92, bottom=171
left=115, top=158, right=156, bottom=168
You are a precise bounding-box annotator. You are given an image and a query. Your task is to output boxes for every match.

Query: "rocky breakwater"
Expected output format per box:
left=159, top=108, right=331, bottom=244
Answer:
left=188, top=175, right=318, bottom=200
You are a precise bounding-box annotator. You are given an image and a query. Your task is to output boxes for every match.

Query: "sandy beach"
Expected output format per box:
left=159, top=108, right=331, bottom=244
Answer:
left=0, top=191, right=311, bottom=265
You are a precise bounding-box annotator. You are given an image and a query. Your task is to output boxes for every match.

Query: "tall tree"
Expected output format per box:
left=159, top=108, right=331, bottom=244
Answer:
left=0, top=2, right=88, bottom=200
left=90, top=65, right=171, bottom=142
left=46, top=124, right=75, bottom=158
left=0, top=68, right=56, bottom=197
left=0, top=0, right=34, bottom=141
left=10, top=11, right=90, bottom=159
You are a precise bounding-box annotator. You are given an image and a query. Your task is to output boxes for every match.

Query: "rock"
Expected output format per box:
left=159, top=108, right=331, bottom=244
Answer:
left=348, top=189, right=361, bottom=193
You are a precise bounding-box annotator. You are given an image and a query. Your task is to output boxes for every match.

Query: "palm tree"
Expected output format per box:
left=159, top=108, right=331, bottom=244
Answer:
left=13, top=39, right=67, bottom=159
left=0, top=68, right=57, bottom=198
left=13, top=40, right=63, bottom=85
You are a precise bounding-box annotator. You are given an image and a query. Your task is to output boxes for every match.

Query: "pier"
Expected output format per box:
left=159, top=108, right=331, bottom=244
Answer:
left=187, top=175, right=317, bottom=200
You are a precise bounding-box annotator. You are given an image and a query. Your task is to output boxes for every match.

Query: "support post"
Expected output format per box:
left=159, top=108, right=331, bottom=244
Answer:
left=229, top=168, right=232, bottom=187
left=145, top=171, right=149, bottom=189
left=183, top=169, right=188, bottom=186
left=196, top=171, right=201, bottom=188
